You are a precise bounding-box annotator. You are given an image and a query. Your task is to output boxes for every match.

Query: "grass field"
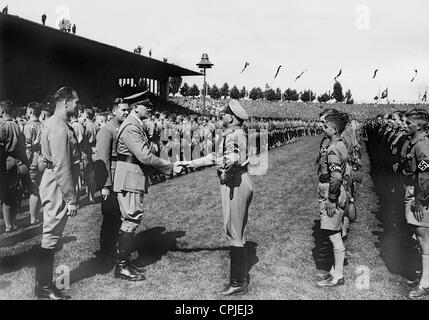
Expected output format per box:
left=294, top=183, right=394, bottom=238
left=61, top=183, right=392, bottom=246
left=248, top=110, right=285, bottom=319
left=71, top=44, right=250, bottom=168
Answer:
left=0, top=136, right=419, bottom=300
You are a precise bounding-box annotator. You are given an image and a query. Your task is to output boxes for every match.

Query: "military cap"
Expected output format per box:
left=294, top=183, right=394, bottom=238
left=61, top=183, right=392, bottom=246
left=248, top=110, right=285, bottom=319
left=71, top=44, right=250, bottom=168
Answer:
left=227, top=99, right=249, bottom=121
left=124, top=90, right=152, bottom=108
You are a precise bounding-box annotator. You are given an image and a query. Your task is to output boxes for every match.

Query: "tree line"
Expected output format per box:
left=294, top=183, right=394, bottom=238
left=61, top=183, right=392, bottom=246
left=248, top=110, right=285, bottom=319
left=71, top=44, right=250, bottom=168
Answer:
left=169, top=77, right=354, bottom=104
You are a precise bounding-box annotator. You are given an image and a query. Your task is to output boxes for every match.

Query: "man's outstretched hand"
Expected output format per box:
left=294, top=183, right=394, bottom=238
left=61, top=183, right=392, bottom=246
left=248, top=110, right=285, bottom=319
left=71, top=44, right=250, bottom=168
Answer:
left=175, top=161, right=193, bottom=169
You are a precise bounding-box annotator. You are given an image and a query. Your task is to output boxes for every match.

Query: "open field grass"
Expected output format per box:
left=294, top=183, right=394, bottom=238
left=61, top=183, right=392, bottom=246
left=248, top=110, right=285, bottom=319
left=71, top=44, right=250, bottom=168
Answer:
left=0, top=136, right=419, bottom=300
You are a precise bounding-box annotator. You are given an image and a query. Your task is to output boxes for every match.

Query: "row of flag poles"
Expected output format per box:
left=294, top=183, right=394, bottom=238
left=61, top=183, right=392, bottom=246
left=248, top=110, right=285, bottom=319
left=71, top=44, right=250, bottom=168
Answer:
left=240, top=62, right=427, bottom=102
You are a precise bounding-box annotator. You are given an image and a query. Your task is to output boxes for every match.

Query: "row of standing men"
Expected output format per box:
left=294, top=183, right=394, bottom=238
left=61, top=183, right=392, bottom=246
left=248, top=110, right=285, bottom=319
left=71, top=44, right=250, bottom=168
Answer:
left=0, top=98, right=320, bottom=234
left=365, top=109, right=429, bottom=299
left=0, top=88, right=319, bottom=299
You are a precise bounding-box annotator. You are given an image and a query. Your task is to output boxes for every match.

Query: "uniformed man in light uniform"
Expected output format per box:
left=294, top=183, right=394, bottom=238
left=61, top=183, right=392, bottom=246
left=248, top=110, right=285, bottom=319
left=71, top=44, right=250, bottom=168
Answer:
left=24, top=102, right=43, bottom=225
left=180, top=100, right=254, bottom=296
left=316, top=112, right=348, bottom=288
left=95, top=98, right=130, bottom=260
left=35, top=87, right=81, bottom=300
left=113, top=92, right=183, bottom=281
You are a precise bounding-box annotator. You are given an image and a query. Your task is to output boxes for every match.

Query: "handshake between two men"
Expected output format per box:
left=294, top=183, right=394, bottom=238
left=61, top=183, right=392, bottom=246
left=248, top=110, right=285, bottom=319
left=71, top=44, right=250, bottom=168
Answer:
left=172, top=161, right=194, bottom=174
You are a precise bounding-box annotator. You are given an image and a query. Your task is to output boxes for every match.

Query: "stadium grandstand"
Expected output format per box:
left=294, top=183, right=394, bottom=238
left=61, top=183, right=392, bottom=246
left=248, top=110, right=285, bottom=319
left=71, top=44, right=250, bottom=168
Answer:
left=0, top=13, right=202, bottom=107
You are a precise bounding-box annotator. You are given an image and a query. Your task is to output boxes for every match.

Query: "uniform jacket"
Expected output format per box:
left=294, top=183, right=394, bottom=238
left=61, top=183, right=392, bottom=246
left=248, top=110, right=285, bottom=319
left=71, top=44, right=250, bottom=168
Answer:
left=191, top=126, right=248, bottom=185
left=0, top=117, right=27, bottom=173
left=114, top=114, right=173, bottom=194
left=24, top=119, right=43, bottom=173
left=325, top=137, right=347, bottom=203
left=84, top=120, right=97, bottom=161
left=404, top=132, right=429, bottom=205
left=95, top=118, right=120, bottom=189
left=317, top=135, right=331, bottom=182
left=41, top=115, right=81, bottom=205
left=70, top=119, right=85, bottom=144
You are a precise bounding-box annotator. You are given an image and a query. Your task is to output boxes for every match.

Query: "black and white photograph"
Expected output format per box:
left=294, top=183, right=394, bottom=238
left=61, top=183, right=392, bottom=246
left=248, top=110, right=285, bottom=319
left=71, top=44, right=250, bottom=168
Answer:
left=1, top=0, right=429, bottom=308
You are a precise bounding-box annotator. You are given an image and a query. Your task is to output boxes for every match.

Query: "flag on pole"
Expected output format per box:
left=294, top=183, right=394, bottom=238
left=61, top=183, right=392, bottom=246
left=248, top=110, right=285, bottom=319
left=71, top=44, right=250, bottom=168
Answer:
left=295, top=69, right=308, bottom=82
left=334, top=69, right=342, bottom=82
left=240, top=62, right=250, bottom=74
left=274, top=65, right=282, bottom=79
left=411, top=69, right=418, bottom=82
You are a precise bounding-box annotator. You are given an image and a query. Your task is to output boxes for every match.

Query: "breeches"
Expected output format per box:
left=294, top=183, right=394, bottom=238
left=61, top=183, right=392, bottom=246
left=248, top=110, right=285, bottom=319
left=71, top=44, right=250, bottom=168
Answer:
left=116, top=191, right=144, bottom=233
left=220, top=173, right=253, bottom=247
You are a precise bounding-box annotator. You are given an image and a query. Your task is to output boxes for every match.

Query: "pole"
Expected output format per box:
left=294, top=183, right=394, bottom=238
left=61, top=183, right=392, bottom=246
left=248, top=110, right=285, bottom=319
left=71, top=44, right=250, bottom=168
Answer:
left=203, top=68, right=207, bottom=113
left=419, top=87, right=421, bottom=104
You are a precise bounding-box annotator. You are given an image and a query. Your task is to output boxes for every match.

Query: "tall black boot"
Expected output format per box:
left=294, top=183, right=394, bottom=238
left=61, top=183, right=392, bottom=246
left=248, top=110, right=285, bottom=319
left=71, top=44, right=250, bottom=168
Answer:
left=243, top=246, right=250, bottom=285
left=114, top=231, right=146, bottom=281
left=100, top=213, right=121, bottom=261
left=35, top=247, right=70, bottom=300
left=220, top=246, right=247, bottom=296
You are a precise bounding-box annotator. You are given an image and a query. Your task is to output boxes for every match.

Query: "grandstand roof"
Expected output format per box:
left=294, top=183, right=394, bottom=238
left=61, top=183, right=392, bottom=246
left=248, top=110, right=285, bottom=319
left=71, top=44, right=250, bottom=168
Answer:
left=0, top=13, right=201, bottom=78
left=0, top=13, right=201, bottom=105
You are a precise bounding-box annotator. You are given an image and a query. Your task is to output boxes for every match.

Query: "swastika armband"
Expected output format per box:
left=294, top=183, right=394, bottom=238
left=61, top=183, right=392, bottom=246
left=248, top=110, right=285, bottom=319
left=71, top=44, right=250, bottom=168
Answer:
left=329, top=163, right=342, bottom=173
left=418, top=160, right=429, bottom=172
left=226, top=142, right=239, bottom=154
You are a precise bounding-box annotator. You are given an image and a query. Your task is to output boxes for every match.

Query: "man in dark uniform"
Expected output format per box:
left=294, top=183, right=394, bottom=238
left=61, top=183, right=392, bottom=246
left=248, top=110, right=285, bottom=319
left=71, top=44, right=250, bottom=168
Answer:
left=24, top=102, right=43, bottom=225
left=42, top=13, right=47, bottom=25
left=95, top=99, right=130, bottom=260
left=113, top=92, right=183, bottom=281
left=35, top=87, right=81, bottom=300
left=0, top=101, right=27, bottom=233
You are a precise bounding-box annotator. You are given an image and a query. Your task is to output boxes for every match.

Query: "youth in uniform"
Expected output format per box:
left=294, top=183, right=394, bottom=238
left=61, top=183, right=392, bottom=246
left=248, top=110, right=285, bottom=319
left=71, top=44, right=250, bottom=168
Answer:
left=403, top=109, right=429, bottom=299
left=316, top=112, right=348, bottom=288
left=24, top=102, right=44, bottom=225
left=180, top=100, right=254, bottom=296
left=0, top=101, right=27, bottom=233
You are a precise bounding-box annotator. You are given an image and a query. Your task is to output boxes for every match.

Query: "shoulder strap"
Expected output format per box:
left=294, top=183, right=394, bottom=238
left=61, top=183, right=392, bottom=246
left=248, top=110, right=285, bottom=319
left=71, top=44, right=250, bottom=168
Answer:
left=115, top=123, right=132, bottom=155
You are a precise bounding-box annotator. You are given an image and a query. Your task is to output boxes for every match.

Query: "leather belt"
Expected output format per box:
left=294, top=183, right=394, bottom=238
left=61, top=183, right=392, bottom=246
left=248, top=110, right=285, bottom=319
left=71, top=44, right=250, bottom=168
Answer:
left=117, top=154, right=139, bottom=165
left=319, top=173, right=329, bottom=183
left=217, top=165, right=248, bottom=175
